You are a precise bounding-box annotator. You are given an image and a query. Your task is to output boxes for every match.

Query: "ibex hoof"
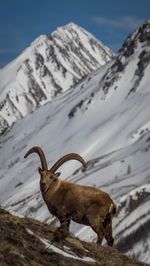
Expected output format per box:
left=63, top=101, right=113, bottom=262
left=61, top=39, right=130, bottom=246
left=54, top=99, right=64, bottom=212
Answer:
left=107, top=237, right=114, bottom=246
left=53, top=228, right=69, bottom=242
left=97, top=237, right=103, bottom=245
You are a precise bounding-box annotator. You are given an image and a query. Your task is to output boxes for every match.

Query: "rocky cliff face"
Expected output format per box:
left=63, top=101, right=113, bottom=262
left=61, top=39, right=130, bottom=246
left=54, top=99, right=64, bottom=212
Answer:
left=0, top=23, right=113, bottom=134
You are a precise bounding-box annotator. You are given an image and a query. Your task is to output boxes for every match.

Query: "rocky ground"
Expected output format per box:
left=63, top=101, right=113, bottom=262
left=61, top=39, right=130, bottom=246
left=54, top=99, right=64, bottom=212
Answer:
left=0, top=208, right=149, bottom=266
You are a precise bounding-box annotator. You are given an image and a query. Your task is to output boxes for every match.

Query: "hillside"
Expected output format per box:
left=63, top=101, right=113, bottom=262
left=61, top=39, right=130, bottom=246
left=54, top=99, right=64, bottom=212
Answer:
left=0, top=20, right=150, bottom=262
left=0, top=23, right=113, bottom=134
left=0, top=208, right=149, bottom=266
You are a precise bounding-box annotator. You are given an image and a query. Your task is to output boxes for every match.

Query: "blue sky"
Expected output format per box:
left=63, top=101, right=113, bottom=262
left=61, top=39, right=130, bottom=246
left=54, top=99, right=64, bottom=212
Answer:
left=0, top=0, right=150, bottom=68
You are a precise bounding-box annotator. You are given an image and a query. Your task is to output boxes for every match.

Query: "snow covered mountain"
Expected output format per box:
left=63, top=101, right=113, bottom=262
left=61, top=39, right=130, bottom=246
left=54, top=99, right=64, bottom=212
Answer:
left=0, top=20, right=150, bottom=262
left=0, top=22, right=113, bottom=134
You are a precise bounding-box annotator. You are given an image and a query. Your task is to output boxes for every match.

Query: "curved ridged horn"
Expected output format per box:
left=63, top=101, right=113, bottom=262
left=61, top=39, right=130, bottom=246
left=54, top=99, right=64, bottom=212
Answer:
left=49, top=153, right=87, bottom=173
left=24, top=146, right=48, bottom=170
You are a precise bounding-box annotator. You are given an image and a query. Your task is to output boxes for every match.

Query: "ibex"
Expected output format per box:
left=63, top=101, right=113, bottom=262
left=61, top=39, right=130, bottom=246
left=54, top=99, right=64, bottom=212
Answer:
left=24, top=146, right=116, bottom=246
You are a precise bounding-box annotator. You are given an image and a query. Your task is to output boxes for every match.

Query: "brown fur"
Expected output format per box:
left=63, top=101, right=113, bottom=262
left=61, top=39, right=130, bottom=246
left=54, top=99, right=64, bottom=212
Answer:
left=24, top=146, right=117, bottom=246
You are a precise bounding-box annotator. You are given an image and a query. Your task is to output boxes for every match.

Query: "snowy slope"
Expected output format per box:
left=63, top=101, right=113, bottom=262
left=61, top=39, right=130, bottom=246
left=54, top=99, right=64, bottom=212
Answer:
left=0, top=23, right=113, bottom=134
left=0, top=20, right=150, bottom=262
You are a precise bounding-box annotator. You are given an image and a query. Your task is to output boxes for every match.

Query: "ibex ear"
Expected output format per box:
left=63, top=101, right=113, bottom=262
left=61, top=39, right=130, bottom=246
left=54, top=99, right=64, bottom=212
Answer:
left=54, top=172, right=61, bottom=178
left=52, top=172, right=61, bottom=181
left=38, top=167, right=43, bottom=174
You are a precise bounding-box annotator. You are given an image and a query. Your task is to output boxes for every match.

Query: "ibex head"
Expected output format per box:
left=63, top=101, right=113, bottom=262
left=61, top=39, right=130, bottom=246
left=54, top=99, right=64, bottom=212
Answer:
left=24, top=146, right=86, bottom=193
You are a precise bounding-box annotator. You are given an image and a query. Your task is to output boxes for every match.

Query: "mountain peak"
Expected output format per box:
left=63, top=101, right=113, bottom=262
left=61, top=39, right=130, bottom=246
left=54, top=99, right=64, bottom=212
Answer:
left=53, top=22, right=86, bottom=32
left=118, top=19, right=150, bottom=57
left=57, top=22, right=79, bottom=29
left=53, top=22, right=92, bottom=36
left=0, top=23, right=113, bottom=134
left=51, top=22, right=113, bottom=58
left=93, top=19, right=150, bottom=98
